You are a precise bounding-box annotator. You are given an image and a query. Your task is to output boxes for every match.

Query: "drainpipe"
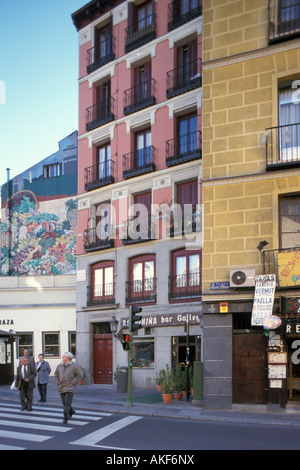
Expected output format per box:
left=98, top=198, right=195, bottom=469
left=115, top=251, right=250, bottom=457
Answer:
left=6, top=168, right=11, bottom=275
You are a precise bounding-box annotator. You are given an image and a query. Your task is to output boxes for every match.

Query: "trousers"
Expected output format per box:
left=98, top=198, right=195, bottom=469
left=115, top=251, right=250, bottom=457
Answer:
left=19, top=381, right=33, bottom=410
left=38, top=383, right=48, bottom=402
left=60, top=392, right=75, bottom=419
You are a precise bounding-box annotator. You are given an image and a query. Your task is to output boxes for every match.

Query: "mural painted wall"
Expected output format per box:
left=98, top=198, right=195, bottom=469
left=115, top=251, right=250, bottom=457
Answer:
left=1, top=131, right=78, bottom=276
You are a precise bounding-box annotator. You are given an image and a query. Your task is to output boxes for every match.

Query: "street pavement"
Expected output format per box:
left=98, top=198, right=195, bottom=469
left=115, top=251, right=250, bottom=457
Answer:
left=2, top=381, right=300, bottom=428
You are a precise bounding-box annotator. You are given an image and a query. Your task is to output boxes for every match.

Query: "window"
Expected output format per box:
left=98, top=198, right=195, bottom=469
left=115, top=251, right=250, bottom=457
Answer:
left=279, top=0, right=300, bottom=26
left=17, top=333, right=33, bottom=358
left=132, top=337, right=154, bottom=368
left=95, top=201, right=112, bottom=240
left=44, top=163, right=60, bottom=178
left=134, top=62, right=152, bottom=103
left=169, top=249, right=201, bottom=299
left=127, top=255, right=156, bottom=303
left=177, top=40, right=198, bottom=84
left=178, top=114, right=198, bottom=155
left=90, top=261, right=114, bottom=304
left=136, top=129, right=152, bottom=167
left=279, top=85, right=300, bottom=158
left=280, top=196, right=300, bottom=248
left=43, top=332, right=59, bottom=358
left=98, top=143, right=111, bottom=181
left=137, top=1, right=154, bottom=31
left=95, top=23, right=112, bottom=62
left=69, top=332, right=76, bottom=357
left=176, top=179, right=198, bottom=232
left=171, top=335, right=201, bottom=369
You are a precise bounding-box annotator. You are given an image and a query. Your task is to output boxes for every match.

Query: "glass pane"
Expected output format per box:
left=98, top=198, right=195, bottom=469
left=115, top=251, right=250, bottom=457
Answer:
left=133, top=262, right=143, bottom=292
left=18, top=334, right=33, bottom=346
left=176, top=256, right=187, bottom=287
left=45, top=334, right=59, bottom=345
left=189, top=254, right=200, bottom=285
left=144, top=261, right=154, bottom=291
left=6, top=343, right=12, bottom=364
left=0, top=341, right=6, bottom=365
left=94, top=269, right=103, bottom=297
left=104, top=266, right=114, bottom=296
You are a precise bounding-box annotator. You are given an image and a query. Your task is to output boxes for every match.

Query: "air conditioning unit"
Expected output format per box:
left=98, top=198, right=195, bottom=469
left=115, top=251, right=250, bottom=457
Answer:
left=230, top=269, right=255, bottom=288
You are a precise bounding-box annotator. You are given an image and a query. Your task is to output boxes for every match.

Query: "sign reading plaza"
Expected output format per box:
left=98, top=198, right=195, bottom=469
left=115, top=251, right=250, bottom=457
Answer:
left=251, top=274, right=276, bottom=327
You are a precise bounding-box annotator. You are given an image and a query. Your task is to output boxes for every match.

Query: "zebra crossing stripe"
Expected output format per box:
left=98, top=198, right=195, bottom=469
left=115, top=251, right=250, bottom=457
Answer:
left=0, top=409, right=88, bottom=426
left=0, top=418, right=72, bottom=433
left=0, top=402, right=111, bottom=417
left=0, top=429, right=51, bottom=443
left=0, top=443, right=25, bottom=451
left=0, top=403, right=103, bottom=421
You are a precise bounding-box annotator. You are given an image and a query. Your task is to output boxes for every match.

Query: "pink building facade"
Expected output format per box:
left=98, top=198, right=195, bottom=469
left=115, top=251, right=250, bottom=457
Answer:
left=72, top=0, right=202, bottom=388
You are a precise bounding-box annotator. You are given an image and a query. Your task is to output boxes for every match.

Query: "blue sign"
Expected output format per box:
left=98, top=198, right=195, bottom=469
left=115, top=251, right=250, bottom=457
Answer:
left=210, top=282, right=230, bottom=291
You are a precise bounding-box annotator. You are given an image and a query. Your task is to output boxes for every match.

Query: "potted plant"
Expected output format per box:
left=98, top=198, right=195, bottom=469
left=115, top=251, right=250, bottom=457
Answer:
left=155, top=368, right=165, bottom=393
left=173, top=366, right=185, bottom=401
left=161, top=364, right=174, bottom=403
left=78, top=367, right=86, bottom=386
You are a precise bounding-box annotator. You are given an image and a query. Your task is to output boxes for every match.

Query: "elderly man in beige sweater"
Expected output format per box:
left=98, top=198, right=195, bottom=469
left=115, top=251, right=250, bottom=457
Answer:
left=54, top=352, right=83, bottom=424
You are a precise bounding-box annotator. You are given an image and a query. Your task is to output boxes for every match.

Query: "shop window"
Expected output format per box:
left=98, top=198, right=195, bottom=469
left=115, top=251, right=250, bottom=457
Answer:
left=280, top=196, right=300, bottom=248
left=17, top=333, right=34, bottom=358
left=132, top=337, right=154, bottom=368
left=43, top=332, right=60, bottom=358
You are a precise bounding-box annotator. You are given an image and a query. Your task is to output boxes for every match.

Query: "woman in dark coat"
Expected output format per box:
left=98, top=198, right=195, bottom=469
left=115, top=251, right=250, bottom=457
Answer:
left=36, top=354, right=51, bottom=403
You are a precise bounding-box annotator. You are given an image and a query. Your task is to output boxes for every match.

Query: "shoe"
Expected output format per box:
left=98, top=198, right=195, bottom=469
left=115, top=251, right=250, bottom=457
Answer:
left=41, top=400, right=46, bottom=403
left=70, top=409, right=75, bottom=417
left=27, top=409, right=32, bottom=412
left=38, top=399, right=43, bottom=402
left=20, top=407, right=27, bottom=411
left=63, top=418, right=68, bottom=424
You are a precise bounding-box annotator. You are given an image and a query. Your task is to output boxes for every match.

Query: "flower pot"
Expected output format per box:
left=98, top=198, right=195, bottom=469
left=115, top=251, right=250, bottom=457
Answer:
left=174, top=391, right=182, bottom=401
left=157, top=384, right=162, bottom=393
left=78, top=379, right=84, bottom=386
left=162, top=393, right=172, bottom=404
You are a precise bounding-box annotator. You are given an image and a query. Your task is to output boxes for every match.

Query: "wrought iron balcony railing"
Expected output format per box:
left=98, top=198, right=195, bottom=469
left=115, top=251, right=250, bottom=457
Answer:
left=166, top=130, right=202, bottom=167
left=83, top=227, right=114, bottom=252
left=125, top=12, right=156, bottom=53
left=86, top=36, right=115, bottom=74
left=87, top=283, right=115, bottom=306
left=85, top=97, right=115, bottom=132
left=168, top=272, right=202, bottom=300
left=268, top=0, right=300, bottom=44
left=262, top=247, right=300, bottom=289
left=122, top=216, right=153, bottom=245
left=84, top=160, right=114, bottom=192
left=122, top=146, right=155, bottom=179
left=124, top=79, right=156, bottom=116
left=167, top=0, right=202, bottom=31
left=266, top=123, right=300, bottom=169
left=125, top=278, right=157, bottom=304
left=167, top=58, right=201, bottom=98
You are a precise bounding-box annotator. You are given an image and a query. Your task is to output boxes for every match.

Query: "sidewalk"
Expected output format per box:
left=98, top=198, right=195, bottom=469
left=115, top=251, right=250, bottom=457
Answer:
left=2, top=381, right=300, bottom=427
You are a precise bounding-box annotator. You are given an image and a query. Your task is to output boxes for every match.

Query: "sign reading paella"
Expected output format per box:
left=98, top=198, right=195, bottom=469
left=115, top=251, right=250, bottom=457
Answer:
left=278, top=250, right=300, bottom=287
left=251, top=274, right=276, bottom=326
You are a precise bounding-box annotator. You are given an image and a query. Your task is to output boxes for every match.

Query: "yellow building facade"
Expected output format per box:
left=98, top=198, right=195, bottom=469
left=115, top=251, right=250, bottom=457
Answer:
left=202, top=0, right=300, bottom=409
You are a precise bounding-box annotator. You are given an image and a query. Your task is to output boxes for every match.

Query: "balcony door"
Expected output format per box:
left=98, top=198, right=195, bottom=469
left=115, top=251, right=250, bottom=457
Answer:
left=95, top=23, right=112, bottom=62
left=278, top=85, right=300, bottom=161
left=91, top=262, right=114, bottom=304
left=177, top=40, right=197, bottom=85
left=178, top=114, right=198, bottom=156
left=97, top=144, right=111, bottom=181
left=136, top=129, right=151, bottom=167
left=171, top=249, right=201, bottom=298
left=278, top=0, right=300, bottom=34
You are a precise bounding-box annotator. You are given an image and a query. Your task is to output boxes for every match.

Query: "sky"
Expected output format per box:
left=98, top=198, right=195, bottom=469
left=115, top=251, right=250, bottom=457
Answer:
left=0, top=0, right=86, bottom=186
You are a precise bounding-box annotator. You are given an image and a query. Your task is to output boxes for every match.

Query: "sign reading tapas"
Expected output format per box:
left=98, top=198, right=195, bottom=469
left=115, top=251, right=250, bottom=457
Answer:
left=251, top=274, right=276, bottom=327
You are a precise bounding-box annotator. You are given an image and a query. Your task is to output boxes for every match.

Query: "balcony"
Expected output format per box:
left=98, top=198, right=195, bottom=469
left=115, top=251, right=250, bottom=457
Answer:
left=266, top=123, right=300, bottom=170
left=87, top=283, right=115, bottom=306
left=86, top=36, right=115, bottom=74
left=125, top=278, right=157, bottom=304
left=263, top=247, right=300, bottom=289
left=167, top=58, right=201, bottom=99
left=84, top=160, right=114, bottom=192
left=85, top=98, right=115, bottom=132
left=124, top=79, right=156, bottom=116
left=122, top=146, right=155, bottom=179
left=166, top=130, right=202, bottom=167
left=168, top=272, right=201, bottom=300
left=125, top=13, right=156, bottom=53
left=268, top=0, right=300, bottom=44
left=83, top=228, right=114, bottom=252
left=122, top=216, right=153, bottom=245
left=168, top=0, right=202, bottom=31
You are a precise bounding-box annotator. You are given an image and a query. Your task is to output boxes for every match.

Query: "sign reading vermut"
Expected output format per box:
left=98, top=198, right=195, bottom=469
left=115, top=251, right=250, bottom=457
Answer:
left=251, top=274, right=276, bottom=327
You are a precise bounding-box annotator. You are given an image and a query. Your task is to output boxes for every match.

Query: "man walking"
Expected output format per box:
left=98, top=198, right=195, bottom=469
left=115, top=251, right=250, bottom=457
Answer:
left=54, top=352, right=83, bottom=424
left=36, top=353, right=51, bottom=403
left=15, top=357, right=37, bottom=411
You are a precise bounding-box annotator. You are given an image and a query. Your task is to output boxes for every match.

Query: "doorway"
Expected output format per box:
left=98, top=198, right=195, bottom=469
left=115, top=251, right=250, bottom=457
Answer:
left=233, top=332, right=267, bottom=404
left=287, top=337, right=300, bottom=401
left=93, top=323, right=113, bottom=384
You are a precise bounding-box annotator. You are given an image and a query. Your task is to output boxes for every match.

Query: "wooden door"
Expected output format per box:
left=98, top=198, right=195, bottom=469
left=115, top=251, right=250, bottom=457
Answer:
left=233, top=333, right=267, bottom=404
left=93, top=334, right=113, bottom=384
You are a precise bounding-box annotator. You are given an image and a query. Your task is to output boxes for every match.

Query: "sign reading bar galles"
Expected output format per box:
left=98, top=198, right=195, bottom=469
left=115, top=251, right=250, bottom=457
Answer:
left=251, top=274, right=276, bottom=326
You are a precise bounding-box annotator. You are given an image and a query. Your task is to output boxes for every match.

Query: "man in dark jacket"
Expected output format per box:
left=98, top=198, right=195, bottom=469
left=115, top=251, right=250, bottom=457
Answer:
left=54, top=352, right=83, bottom=424
left=15, top=357, right=37, bottom=411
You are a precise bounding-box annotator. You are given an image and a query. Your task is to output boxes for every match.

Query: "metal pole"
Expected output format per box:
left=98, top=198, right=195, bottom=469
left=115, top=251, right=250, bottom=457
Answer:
left=6, top=168, right=11, bottom=275
left=125, top=306, right=134, bottom=407
left=186, top=318, right=190, bottom=402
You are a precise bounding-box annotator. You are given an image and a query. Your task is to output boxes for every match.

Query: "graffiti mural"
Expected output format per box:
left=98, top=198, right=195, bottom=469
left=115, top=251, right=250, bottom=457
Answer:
left=1, top=190, right=77, bottom=276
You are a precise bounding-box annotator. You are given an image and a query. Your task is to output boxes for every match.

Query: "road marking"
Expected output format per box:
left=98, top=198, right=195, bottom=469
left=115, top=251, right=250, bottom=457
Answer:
left=0, top=418, right=72, bottom=432
left=0, top=429, right=51, bottom=442
left=70, top=416, right=142, bottom=448
left=0, top=443, right=25, bottom=450
left=0, top=403, right=103, bottom=420
left=0, top=402, right=111, bottom=417
left=0, top=410, right=88, bottom=426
